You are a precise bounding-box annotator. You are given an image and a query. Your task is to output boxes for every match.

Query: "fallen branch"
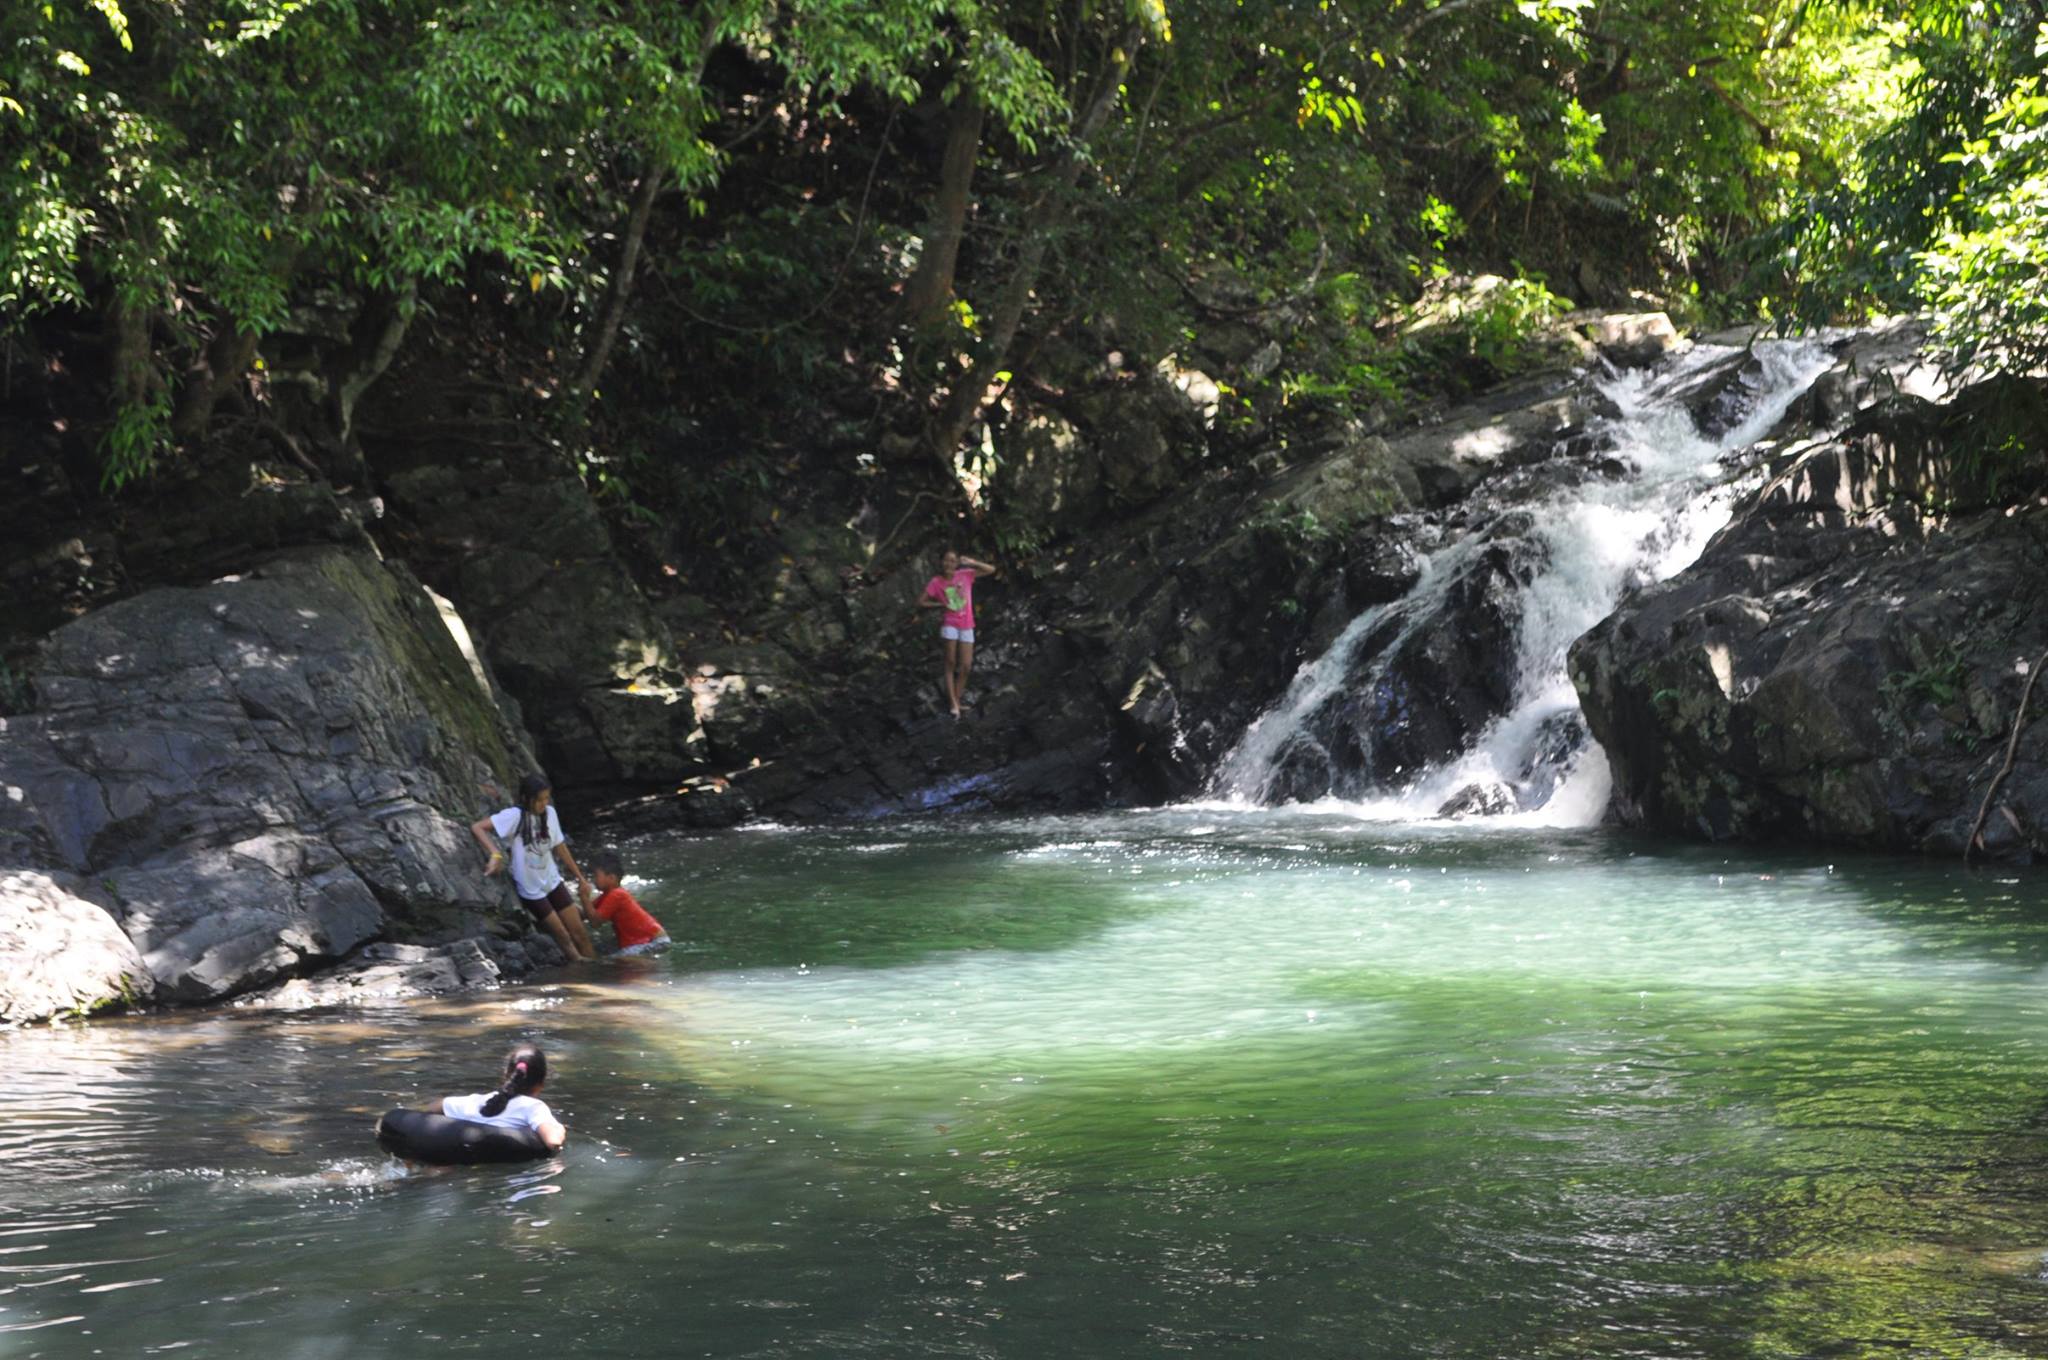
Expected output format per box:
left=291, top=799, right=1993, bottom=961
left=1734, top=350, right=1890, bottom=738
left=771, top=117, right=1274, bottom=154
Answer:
left=239, top=415, right=325, bottom=480
left=872, top=489, right=944, bottom=567
left=1965, top=646, right=2048, bottom=866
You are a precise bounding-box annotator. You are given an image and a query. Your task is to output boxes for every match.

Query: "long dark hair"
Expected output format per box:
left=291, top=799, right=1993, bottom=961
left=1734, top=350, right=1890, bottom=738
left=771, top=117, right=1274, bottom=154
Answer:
left=480, top=1044, right=547, bottom=1117
left=514, top=773, right=551, bottom=847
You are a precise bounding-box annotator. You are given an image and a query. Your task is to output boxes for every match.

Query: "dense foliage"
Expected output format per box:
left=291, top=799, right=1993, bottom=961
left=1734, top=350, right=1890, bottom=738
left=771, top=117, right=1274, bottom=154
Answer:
left=3, top=0, right=2043, bottom=500
left=1, top=0, right=1062, bottom=482
left=1771, top=1, right=2048, bottom=377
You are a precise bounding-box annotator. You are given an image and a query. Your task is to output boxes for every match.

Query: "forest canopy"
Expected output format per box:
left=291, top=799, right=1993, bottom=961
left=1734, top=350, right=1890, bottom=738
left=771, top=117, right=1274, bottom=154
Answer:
left=3, top=0, right=2045, bottom=490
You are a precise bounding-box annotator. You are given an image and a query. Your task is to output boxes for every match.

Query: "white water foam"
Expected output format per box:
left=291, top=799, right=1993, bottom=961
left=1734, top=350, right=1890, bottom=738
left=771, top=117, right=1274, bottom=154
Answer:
left=1211, top=339, right=1839, bottom=822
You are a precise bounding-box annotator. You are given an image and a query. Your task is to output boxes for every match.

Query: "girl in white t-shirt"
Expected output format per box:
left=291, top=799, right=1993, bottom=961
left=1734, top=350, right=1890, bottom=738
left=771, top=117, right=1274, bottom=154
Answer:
left=444, top=1044, right=567, bottom=1152
left=471, top=774, right=597, bottom=962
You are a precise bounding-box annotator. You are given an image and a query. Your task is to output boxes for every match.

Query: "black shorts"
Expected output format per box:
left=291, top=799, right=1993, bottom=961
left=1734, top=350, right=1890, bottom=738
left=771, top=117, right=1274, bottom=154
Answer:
left=518, top=882, right=574, bottom=924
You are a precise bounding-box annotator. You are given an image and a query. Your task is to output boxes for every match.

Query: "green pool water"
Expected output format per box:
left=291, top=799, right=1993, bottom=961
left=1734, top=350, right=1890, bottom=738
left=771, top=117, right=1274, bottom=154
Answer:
left=6, top=809, right=2048, bottom=1358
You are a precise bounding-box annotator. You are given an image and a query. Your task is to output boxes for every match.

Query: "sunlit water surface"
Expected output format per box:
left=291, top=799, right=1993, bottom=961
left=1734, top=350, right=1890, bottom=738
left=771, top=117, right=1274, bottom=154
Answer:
left=7, top=811, right=2048, bottom=1358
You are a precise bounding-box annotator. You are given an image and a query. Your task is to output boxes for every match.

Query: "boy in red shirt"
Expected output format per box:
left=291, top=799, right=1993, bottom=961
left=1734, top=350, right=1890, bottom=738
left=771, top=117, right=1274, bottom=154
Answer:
left=580, top=849, right=670, bottom=955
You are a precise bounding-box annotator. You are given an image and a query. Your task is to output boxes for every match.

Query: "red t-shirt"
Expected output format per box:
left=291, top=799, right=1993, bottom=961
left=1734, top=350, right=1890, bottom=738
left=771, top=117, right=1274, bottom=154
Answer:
left=589, top=887, right=664, bottom=949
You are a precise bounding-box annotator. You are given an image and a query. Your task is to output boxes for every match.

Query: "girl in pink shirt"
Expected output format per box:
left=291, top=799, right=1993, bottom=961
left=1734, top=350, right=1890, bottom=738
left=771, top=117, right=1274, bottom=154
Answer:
left=918, top=549, right=998, bottom=718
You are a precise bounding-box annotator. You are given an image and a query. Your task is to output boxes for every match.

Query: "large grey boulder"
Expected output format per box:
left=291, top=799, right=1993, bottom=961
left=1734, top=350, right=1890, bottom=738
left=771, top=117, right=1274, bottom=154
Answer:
left=0, top=871, right=155, bottom=1023
left=1571, top=390, right=2048, bottom=859
left=0, top=547, right=535, bottom=1007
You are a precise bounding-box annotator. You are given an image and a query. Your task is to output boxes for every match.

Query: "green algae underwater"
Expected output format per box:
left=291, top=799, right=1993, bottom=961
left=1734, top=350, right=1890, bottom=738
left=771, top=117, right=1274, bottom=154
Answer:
left=7, top=809, right=2048, bottom=1358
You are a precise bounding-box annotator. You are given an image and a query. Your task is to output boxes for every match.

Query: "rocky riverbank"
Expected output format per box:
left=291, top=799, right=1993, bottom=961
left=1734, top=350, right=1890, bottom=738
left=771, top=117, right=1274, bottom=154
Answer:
left=4, top=308, right=2043, bottom=1025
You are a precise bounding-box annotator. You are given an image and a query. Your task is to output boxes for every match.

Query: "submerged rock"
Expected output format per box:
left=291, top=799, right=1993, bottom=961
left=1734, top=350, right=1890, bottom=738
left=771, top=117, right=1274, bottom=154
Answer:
left=1438, top=782, right=1516, bottom=818
left=234, top=934, right=555, bottom=1010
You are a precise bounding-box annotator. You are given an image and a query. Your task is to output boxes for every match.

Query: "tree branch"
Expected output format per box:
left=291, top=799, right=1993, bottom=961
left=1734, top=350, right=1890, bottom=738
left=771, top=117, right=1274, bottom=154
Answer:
left=926, top=20, right=1148, bottom=479
left=573, top=163, right=665, bottom=398
left=1966, top=647, right=2048, bottom=866
left=336, top=279, right=417, bottom=445
left=1398, top=0, right=1493, bottom=42
left=1700, top=73, right=1776, bottom=146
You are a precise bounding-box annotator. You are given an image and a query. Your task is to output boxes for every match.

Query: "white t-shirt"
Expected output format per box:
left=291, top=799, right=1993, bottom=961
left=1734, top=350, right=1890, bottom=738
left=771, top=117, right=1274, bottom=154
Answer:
left=490, top=805, right=565, bottom=899
left=443, top=1091, right=555, bottom=1136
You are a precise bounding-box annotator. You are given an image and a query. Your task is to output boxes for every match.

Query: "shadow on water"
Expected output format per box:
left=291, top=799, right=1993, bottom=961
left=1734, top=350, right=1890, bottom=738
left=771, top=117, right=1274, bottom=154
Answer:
left=629, top=817, right=1402, bottom=973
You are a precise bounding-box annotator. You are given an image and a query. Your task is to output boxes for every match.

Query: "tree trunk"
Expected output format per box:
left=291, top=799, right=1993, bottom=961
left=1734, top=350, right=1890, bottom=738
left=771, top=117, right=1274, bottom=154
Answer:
left=108, top=296, right=159, bottom=414
left=926, top=22, right=1145, bottom=475
left=171, top=324, right=261, bottom=438
left=335, top=279, right=418, bottom=446
left=573, top=164, right=665, bottom=398
left=900, top=91, right=986, bottom=328
left=168, top=181, right=323, bottom=441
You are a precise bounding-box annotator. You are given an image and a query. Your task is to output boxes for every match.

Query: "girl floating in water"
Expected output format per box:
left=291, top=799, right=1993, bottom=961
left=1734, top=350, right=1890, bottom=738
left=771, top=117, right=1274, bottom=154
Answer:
left=473, top=774, right=598, bottom=962
left=376, top=1043, right=567, bottom=1163
left=442, top=1043, right=566, bottom=1152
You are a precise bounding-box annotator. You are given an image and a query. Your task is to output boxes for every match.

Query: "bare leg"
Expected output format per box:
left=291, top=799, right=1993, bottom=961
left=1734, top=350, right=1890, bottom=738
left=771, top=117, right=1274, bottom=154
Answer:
left=539, top=910, right=581, bottom=962
left=941, top=638, right=962, bottom=716
left=952, top=640, right=975, bottom=712
left=559, top=903, right=598, bottom=960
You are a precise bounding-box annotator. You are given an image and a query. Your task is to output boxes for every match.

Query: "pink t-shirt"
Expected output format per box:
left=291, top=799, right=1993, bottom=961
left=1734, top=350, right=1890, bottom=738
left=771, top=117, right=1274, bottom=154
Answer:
left=925, top=569, right=975, bottom=629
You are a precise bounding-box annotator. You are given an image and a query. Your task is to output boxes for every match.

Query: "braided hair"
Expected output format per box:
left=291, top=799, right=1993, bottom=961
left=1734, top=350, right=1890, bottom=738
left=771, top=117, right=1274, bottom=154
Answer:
left=513, top=773, right=551, bottom=848
left=480, top=1044, right=548, bottom=1118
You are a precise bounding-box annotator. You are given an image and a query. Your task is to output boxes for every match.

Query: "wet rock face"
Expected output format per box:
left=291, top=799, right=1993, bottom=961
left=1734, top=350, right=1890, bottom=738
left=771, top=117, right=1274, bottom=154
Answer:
left=1259, top=534, right=1535, bottom=803
left=1437, top=781, right=1516, bottom=818
left=1571, top=390, right=2048, bottom=860
left=1514, top=711, right=1590, bottom=808
left=1382, top=379, right=1609, bottom=508
left=1657, top=346, right=1765, bottom=440
left=1343, top=530, right=1427, bottom=608
left=0, top=547, right=546, bottom=1011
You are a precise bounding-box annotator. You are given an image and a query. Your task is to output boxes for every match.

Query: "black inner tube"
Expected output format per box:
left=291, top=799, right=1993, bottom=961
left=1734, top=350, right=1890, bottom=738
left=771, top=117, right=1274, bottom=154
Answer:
left=375, top=1108, right=550, bottom=1164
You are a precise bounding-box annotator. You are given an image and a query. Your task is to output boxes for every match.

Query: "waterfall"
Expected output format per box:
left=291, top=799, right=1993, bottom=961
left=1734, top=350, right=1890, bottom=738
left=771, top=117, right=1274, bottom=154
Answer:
left=1210, top=337, right=1840, bottom=822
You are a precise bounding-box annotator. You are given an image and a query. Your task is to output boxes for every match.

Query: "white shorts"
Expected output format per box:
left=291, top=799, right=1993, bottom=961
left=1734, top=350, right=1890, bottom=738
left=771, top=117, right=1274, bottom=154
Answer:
left=940, top=625, right=975, bottom=643
left=618, top=934, right=671, bottom=957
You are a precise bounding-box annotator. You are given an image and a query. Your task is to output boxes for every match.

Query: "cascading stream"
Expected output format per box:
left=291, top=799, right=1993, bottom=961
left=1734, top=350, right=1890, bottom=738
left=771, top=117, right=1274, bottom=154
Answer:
left=1211, top=337, right=1840, bottom=821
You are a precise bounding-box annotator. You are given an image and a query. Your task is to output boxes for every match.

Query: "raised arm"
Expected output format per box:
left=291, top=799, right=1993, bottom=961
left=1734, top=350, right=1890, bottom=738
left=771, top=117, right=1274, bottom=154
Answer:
left=960, top=557, right=998, bottom=576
